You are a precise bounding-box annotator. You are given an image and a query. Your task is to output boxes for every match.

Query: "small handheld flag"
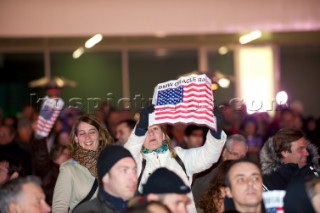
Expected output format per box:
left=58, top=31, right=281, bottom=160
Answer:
left=35, top=96, right=64, bottom=138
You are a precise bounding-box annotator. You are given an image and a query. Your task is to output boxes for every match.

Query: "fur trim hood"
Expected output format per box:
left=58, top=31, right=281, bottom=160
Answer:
left=260, top=138, right=320, bottom=175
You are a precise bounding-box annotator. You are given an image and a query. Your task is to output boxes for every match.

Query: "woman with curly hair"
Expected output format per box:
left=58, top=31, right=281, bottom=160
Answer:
left=52, top=114, right=113, bottom=212
left=197, top=160, right=233, bottom=213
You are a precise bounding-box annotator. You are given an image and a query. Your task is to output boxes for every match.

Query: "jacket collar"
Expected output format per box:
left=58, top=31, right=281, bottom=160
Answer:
left=98, top=188, right=128, bottom=212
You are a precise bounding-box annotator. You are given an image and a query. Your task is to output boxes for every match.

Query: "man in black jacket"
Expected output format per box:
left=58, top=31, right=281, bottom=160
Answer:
left=260, top=128, right=320, bottom=191
left=73, top=145, right=137, bottom=213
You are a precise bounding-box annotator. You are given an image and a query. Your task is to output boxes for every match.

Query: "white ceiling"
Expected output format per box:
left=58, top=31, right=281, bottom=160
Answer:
left=1, top=0, right=320, bottom=37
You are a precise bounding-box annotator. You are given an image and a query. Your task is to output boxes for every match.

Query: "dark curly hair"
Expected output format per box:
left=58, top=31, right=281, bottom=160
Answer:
left=198, top=160, right=233, bottom=213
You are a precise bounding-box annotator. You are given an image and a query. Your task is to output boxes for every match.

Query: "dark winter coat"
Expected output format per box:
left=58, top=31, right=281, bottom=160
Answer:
left=72, top=192, right=119, bottom=213
left=260, top=138, right=320, bottom=190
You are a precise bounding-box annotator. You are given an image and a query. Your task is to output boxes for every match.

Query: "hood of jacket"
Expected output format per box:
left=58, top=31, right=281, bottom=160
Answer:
left=260, top=137, right=320, bottom=175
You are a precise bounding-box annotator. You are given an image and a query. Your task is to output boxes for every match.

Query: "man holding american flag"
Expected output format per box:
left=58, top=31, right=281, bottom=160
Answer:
left=125, top=74, right=226, bottom=213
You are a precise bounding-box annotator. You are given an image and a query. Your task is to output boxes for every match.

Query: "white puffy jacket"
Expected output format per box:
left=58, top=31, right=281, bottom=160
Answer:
left=125, top=129, right=226, bottom=213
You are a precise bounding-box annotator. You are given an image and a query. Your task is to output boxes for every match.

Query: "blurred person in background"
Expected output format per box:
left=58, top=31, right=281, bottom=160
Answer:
left=15, top=117, right=34, bottom=154
left=107, top=110, right=133, bottom=139
left=241, top=117, right=263, bottom=164
left=115, top=119, right=136, bottom=146
left=169, top=123, right=187, bottom=148
left=0, top=155, right=23, bottom=185
left=184, top=125, right=206, bottom=148
left=303, top=116, right=320, bottom=152
left=0, top=125, right=33, bottom=175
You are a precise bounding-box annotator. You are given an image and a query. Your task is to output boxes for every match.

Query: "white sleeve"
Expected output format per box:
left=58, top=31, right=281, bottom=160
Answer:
left=177, top=131, right=227, bottom=175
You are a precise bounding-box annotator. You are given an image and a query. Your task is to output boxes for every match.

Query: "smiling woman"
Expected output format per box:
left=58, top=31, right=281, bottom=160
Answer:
left=52, top=114, right=113, bottom=213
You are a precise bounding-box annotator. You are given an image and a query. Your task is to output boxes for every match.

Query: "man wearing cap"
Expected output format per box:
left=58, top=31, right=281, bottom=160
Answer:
left=73, top=145, right=137, bottom=213
left=142, top=167, right=191, bottom=213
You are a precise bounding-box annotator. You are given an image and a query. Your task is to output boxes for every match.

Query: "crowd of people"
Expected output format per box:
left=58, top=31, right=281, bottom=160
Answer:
left=1, top=96, right=320, bottom=213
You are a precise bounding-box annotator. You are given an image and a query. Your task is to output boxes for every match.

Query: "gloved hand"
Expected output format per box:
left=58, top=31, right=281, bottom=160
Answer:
left=209, top=105, right=224, bottom=139
left=135, top=105, right=155, bottom=136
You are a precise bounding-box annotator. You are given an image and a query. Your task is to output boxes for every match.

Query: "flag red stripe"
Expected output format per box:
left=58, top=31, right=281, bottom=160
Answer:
left=155, top=115, right=214, bottom=123
left=36, top=125, right=51, bottom=132
left=38, top=118, right=55, bottom=125
left=184, top=87, right=212, bottom=96
left=155, top=105, right=212, bottom=111
left=184, top=83, right=211, bottom=90
left=155, top=110, right=213, bottom=118
left=37, top=121, right=53, bottom=129
left=183, top=93, right=212, bottom=100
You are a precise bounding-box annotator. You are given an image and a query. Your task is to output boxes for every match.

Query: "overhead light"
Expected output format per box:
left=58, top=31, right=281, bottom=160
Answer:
left=218, top=78, right=230, bottom=88
left=218, top=46, right=228, bottom=55
left=85, top=34, right=103, bottom=48
left=72, top=47, right=84, bottom=59
left=211, top=82, right=219, bottom=91
left=276, top=91, right=288, bottom=105
left=239, top=30, right=262, bottom=44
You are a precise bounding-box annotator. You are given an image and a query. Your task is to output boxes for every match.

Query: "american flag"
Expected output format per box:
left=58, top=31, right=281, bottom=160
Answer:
left=266, top=207, right=284, bottom=213
left=150, top=74, right=216, bottom=129
left=262, top=190, right=285, bottom=213
left=36, top=96, right=64, bottom=137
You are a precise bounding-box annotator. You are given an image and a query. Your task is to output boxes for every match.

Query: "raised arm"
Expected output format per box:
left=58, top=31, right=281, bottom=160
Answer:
left=178, top=106, right=227, bottom=174
left=178, top=130, right=226, bottom=175
left=124, top=106, right=153, bottom=159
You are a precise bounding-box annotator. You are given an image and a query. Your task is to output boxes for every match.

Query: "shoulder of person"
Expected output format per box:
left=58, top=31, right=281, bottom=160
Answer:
left=60, top=159, right=88, bottom=172
left=73, top=198, right=100, bottom=213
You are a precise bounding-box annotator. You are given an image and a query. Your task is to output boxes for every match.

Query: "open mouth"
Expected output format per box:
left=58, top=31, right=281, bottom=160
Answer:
left=84, top=141, right=94, bottom=148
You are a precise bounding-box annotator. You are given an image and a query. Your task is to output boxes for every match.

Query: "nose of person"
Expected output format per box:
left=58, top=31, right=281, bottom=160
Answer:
left=84, top=132, right=93, bottom=140
left=246, top=177, right=255, bottom=187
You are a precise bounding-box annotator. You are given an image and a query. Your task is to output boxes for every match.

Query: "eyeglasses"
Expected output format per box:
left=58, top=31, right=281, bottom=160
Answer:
left=226, top=148, right=246, bottom=159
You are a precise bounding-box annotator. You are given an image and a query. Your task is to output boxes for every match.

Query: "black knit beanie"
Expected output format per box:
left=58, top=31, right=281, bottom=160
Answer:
left=97, top=145, right=134, bottom=183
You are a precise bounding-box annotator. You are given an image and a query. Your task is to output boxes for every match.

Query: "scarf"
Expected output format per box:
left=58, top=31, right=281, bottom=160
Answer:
left=72, top=144, right=100, bottom=178
left=142, top=141, right=168, bottom=154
